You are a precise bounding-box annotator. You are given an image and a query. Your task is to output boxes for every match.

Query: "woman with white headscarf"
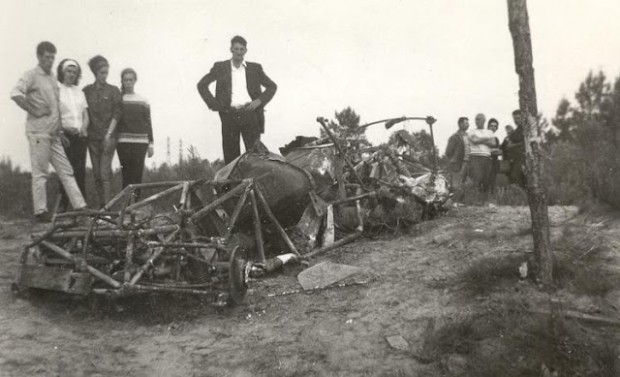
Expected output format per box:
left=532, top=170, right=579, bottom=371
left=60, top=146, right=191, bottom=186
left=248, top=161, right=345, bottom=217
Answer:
left=57, top=58, right=89, bottom=211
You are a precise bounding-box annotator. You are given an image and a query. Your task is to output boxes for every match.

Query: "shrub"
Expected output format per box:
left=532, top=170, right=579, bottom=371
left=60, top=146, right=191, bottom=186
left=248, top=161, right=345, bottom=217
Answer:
left=542, top=141, right=590, bottom=206
left=0, top=157, right=32, bottom=217
left=0, top=146, right=220, bottom=218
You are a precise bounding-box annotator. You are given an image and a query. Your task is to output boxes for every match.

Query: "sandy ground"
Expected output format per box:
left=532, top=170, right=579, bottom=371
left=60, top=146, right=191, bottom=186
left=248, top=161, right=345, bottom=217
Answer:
left=0, top=205, right=613, bottom=377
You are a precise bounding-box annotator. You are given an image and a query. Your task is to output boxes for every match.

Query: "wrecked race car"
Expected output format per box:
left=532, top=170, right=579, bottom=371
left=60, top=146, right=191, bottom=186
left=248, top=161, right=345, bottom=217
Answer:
left=13, top=144, right=326, bottom=305
left=13, top=115, right=450, bottom=305
left=15, top=180, right=254, bottom=305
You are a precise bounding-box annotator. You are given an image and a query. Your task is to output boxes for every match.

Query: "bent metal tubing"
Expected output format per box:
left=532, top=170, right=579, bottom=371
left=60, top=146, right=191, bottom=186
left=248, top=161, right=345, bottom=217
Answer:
left=39, top=227, right=180, bottom=289
left=45, top=225, right=180, bottom=240
left=22, top=179, right=269, bottom=301
left=189, top=179, right=252, bottom=222
left=92, top=284, right=218, bottom=297
left=129, top=231, right=179, bottom=286
left=254, top=186, right=300, bottom=257
left=40, top=240, right=121, bottom=289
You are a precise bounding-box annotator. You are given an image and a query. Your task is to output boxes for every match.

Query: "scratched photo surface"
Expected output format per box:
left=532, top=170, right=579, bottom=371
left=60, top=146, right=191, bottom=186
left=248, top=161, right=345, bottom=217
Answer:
left=1, top=1, right=620, bottom=376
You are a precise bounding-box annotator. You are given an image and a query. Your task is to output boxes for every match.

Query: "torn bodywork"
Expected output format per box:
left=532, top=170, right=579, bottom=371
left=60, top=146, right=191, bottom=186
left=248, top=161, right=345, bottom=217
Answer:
left=15, top=149, right=328, bottom=304
left=281, top=116, right=450, bottom=228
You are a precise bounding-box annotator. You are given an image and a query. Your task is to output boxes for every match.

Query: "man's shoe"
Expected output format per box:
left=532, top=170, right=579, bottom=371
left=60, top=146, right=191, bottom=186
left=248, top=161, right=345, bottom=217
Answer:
left=34, top=212, right=51, bottom=223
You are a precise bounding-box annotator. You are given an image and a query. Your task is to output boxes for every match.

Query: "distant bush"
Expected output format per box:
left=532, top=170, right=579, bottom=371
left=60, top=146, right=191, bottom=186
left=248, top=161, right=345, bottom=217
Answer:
left=0, top=147, right=220, bottom=218
left=541, top=141, right=590, bottom=206
left=143, top=146, right=220, bottom=183
left=542, top=70, right=620, bottom=209
left=0, top=157, right=32, bottom=217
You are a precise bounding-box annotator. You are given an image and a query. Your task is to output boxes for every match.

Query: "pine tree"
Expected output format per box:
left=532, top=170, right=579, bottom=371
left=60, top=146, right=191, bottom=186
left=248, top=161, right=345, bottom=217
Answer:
left=320, top=107, right=370, bottom=154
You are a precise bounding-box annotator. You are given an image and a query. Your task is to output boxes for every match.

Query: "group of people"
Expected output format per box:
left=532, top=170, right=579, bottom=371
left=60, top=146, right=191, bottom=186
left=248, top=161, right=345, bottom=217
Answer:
left=445, top=109, right=526, bottom=199
left=11, top=41, right=154, bottom=222
left=12, top=36, right=278, bottom=222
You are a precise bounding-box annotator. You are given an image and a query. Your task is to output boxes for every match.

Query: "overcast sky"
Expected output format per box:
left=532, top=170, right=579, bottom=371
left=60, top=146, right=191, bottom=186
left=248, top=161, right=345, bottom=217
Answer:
left=1, top=0, right=619, bottom=170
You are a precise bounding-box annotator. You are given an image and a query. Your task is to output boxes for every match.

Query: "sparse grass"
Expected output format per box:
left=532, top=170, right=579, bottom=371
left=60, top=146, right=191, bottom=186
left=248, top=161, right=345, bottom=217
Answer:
left=1, top=231, right=16, bottom=240
left=419, top=316, right=480, bottom=358
left=456, top=215, right=620, bottom=297
left=553, top=225, right=619, bottom=296
left=456, top=219, right=619, bottom=297
left=459, top=180, right=529, bottom=207
left=458, top=254, right=525, bottom=296
left=434, top=207, right=620, bottom=376
left=419, top=305, right=618, bottom=377
left=514, top=226, right=533, bottom=237
left=491, top=184, right=530, bottom=206
left=451, top=221, right=531, bottom=244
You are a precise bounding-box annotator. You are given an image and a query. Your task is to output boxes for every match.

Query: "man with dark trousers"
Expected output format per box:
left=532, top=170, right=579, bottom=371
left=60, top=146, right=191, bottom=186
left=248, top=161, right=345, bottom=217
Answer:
left=197, top=35, right=277, bottom=164
left=445, top=117, right=471, bottom=196
left=506, top=109, right=526, bottom=188
left=468, top=113, right=498, bottom=193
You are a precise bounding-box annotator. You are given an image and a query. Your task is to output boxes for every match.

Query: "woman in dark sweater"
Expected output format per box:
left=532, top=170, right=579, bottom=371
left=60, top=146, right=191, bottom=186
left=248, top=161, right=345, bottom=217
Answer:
left=116, top=68, right=154, bottom=198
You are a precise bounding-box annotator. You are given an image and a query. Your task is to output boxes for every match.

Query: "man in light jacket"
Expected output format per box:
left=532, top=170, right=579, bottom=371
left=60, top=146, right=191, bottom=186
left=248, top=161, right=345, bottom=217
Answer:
left=11, top=41, right=87, bottom=222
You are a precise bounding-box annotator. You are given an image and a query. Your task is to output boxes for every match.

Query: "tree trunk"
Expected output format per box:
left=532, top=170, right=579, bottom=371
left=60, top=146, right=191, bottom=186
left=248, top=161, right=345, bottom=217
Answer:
left=507, top=0, right=553, bottom=287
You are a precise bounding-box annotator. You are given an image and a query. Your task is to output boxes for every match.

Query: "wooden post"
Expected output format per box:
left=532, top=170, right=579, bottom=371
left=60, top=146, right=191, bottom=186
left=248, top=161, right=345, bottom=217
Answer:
left=507, top=0, right=553, bottom=286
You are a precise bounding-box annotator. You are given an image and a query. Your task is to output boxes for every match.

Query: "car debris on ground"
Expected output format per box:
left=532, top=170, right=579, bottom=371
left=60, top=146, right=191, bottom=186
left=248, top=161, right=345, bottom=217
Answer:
left=13, top=115, right=452, bottom=306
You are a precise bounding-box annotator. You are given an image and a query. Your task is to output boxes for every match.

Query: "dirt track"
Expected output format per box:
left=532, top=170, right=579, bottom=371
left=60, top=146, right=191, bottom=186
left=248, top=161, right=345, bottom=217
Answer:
left=0, top=206, right=598, bottom=376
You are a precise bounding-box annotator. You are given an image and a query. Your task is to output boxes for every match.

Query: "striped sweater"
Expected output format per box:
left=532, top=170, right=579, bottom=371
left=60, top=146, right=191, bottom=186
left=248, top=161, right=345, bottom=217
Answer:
left=117, top=93, right=153, bottom=144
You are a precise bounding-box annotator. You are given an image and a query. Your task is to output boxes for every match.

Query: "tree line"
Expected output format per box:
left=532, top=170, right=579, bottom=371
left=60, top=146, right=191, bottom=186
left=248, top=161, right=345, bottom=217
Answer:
left=2, top=71, right=620, bottom=219
left=543, top=71, right=620, bottom=208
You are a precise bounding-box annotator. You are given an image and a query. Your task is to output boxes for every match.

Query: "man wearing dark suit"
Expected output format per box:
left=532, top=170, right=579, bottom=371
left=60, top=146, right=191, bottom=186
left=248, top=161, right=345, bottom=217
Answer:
left=197, top=35, right=277, bottom=164
left=445, top=117, right=471, bottom=201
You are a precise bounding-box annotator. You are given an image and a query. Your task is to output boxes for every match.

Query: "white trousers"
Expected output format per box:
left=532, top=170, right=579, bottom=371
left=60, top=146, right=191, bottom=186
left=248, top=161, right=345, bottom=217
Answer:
left=27, top=133, right=86, bottom=214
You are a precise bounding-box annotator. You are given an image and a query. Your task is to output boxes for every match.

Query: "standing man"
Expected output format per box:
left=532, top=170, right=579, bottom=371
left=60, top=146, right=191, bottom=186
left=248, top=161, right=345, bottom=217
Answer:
left=10, top=41, right=87, bottom=222
left=197, top=35, right=278, bottom=164
left=501, top=125, right=515, bottom=160
left=445, top=117, right=471, bottom=200
left=468, top=113, right=498, bottom=193
left=487, top=118, right=501, bottom=192
left=506, top=110, right=526, bottom=188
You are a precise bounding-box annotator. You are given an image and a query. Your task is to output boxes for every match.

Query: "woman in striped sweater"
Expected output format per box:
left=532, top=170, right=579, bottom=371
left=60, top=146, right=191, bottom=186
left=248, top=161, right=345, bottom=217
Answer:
left=116, top=68, right=154, bottom=197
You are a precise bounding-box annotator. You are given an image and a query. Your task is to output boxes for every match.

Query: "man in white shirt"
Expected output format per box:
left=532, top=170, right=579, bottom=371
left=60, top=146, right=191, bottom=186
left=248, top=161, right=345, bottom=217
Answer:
left=468, top=113, right=498, bottom=193
left=197, top=36, right=278, bottom=164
